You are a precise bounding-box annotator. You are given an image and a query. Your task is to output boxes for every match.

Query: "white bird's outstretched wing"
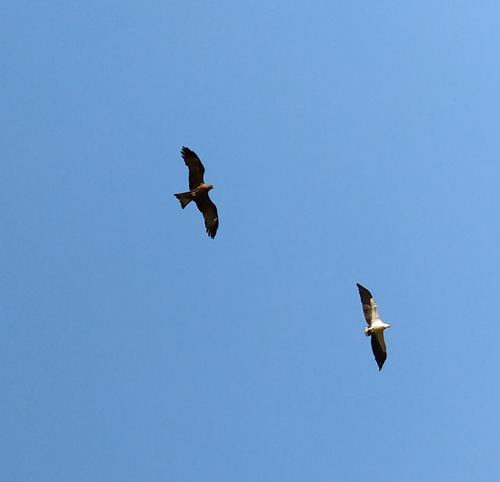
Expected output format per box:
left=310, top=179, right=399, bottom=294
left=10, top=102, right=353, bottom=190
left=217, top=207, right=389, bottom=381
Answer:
left=371, top=331, right=387, bottom=371
left=357, top=283, right=380, bottom=326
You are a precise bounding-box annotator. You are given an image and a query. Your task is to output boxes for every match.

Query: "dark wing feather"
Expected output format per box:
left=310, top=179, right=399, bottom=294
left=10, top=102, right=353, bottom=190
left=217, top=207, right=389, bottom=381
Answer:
left=357, top=283, right=379, bottom=326
left=371, top=332, right=387, bottom=371
left=194, top=194, right=219, bottom=239
left=181, top=146, right=205, bottom=190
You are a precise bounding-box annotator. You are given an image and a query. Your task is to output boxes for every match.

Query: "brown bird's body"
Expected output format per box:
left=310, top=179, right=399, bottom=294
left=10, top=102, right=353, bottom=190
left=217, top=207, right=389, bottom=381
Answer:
left=174, top=147, right=219, bottom=238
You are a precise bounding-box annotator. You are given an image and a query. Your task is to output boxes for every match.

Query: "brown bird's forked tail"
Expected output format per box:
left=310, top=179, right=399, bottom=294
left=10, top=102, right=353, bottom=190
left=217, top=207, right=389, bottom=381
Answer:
left=174, top=191, right=192, bottom=209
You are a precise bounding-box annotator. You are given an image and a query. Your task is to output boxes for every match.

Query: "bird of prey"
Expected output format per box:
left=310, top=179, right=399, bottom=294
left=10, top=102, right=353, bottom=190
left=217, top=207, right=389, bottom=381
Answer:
left=174, top=147, right=219, bottom=239
left=356, top=283, right=391, bottom=371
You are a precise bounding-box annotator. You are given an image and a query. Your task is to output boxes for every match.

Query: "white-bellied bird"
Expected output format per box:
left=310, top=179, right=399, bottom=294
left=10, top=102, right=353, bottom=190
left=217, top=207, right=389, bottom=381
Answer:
left=357, top=283, right=391, bottom=371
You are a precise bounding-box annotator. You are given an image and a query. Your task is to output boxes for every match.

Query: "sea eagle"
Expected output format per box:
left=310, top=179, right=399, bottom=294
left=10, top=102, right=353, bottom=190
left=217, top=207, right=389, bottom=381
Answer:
left=174, top=147, right=219, bottom=239
left=356, top=283, right=390, bottom=371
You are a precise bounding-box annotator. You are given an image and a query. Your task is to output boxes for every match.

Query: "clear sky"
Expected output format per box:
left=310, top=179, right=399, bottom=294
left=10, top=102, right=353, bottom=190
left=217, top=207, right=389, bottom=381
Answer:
left=2, top=1, right=500, bottom=480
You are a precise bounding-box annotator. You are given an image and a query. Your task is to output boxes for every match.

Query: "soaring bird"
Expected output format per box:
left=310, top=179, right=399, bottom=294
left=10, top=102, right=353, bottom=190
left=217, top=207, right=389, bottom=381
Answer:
left=356, top=283, right=390, bottom=371
left=174, top=147, right=219, bottom=239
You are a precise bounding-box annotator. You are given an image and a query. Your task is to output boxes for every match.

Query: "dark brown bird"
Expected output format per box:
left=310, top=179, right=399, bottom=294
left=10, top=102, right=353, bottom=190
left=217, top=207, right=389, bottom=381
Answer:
left=356, top=283, right=391, bottom=371
left=174, top=147, right=219, bottom=238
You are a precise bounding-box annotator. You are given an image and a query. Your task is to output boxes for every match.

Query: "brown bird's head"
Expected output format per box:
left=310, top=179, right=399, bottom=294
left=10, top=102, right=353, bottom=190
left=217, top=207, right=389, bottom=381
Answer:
left=207, top=184, right=214, bottom=191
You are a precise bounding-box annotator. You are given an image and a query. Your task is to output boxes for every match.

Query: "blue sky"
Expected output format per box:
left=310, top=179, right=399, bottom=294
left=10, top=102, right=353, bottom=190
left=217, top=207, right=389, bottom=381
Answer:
left=2, top=1, right=500, bottom=480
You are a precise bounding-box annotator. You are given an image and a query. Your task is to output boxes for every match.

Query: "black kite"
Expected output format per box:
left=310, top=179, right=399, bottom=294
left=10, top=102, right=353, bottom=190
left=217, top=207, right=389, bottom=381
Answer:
left=174, top=147, right=219, bottom=239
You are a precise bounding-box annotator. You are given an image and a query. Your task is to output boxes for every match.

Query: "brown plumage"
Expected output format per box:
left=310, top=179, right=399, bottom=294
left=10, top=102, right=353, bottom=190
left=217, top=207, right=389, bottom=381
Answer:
left=174, top=147, right=219, bottom=238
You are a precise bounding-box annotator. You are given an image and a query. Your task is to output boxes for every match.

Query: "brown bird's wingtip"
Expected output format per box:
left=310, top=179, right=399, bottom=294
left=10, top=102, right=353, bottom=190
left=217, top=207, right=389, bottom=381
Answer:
left=207, top=226, right=217, bottom=239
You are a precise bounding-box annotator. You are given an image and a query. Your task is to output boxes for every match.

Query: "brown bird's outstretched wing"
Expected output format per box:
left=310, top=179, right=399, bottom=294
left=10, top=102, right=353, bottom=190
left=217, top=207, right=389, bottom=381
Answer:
left=371, top=332, right=387, bottom=371
left=194, top=194, right=219, bottom=239
left=357, top=283, right=380, bottom=326
left=181, top=146, right=205, bottom=190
